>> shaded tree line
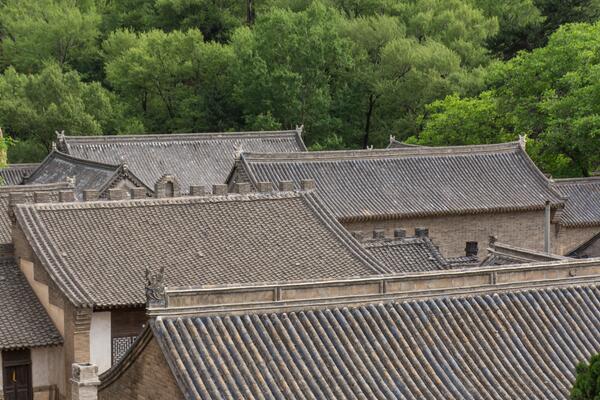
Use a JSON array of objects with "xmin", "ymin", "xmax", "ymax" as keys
[{"xmin": 0, "ymin": 0, "xmax": 598, "ymax": 176}]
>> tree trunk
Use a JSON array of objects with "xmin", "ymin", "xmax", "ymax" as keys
[
  {"xmin": 247, "ymin": 0, "xmax": 255, "ymax": 25},
  {"xmin": 363, "ymin": 94, "xmax": 375, "ymax": 149}
]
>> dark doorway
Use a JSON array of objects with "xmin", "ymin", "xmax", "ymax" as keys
[{"xmin": 2, "ymin": 349, "xmax": 32, "ymax": 400}]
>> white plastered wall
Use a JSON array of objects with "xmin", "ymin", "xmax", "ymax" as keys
[{"xmin": 90, "ymin": 311, "xmax": 112, "ymax": 373}]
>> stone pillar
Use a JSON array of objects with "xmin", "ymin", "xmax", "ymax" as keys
[{"xmin": 71, "ymin": 363, "xmax": 100, "ymax": 400}]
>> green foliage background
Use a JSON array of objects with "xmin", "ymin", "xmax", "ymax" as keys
[{"xmin": 0, "ymin": 0, "xmax": 598, "ymax": 176}]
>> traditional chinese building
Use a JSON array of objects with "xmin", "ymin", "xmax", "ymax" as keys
[
  {"xmin": 96, "ymin": 256, "xmax": 600, "ymax": 400},
  {"xmin": 24, "ymin": 150, "xmax": 150, "ymax": 200},
  {"xmin": 10, "ymin": 182, "xmax": 401, "ymax": 399},
  {"xmin": 229, "ymin": 139, "xmax": 565, "ymax": 257},
  {"xmin": 55, "ymin": 129, "xmax": 306, "ymax": 194},
  {"xmin": 552, "ymin": 176, "xmax": 600, "ymax": 256}
]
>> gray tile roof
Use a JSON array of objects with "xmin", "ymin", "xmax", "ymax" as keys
[
  {"xmin": 0, "ymin": 163, "xmax": 39, "ymax": 185},
  {"xmin": 479, "ymin": 239, "xmax": 568, "ymax": 267},
  {"xmin": 14, "ymin": 191, "xmax": 388, "ymax": 308},
  {"xmin": 0, "ymin": 257, "xmax": 62, "ymax": 350},
  {"xmin": 362, "ymin": 237, "xmax": 450, "ymax": 273},
  {"xmin": 25, "ymin": 151, "xmax": 147, "ymax": 199},
  {"xmin": 0, "ymin": 182, "xmax": 70, "ymax": 246},
  {"xmin": 152, "ymin": 283, "xmax": 600, "ymax": 400},
  {"xmin": 552, "ymin": 177, "xmax": 600, "ymax": 227},
  {"xmin": 57, "ymin": 130, "xmax": 306, "ymax": 193},
  {"xmin": 234, "ymin": 141, "xmax": 564, "ymax": 221}
]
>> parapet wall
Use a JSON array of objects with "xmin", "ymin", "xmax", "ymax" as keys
[{"xmin": 148, "ymin": 258, "xmax": 600, "ymax": 318}]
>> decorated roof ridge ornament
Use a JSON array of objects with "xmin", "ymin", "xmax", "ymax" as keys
[
  {"xmin": 56, "ymin": 130, "xmax": 65, "ymax": 142},
  {"xmin": 233, "ymin": 144, "xmax": 243, "ymax": 159},
  {"xmin": 145, "ymin": 266, "xmax": 165, "ymax": 308},
  {"xmin": 488, "ymin": 235, "xmax": 497, "ymax": 250},
  {"xmin": 295, "ymin": 124, "xmax": 304, "ymax": 137},
  {"xmin": 518, "ymin": 134, "xmax": 527, "ymax": 149},
  {"xmin": 389, "ymin": 134, "xmax": 396, "ymax": 144}
]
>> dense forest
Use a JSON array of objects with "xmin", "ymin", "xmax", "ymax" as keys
[{"xmin": 0, "ymin": 0, "xmax": 599, "ymax": 177}]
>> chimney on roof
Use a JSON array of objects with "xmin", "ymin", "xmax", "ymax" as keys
[
  {"xmin": 235, "ymin": 182, "xmax": 250, "ymax": 195},
  {"xmin": 278, "ymin": 181, "xmax": 294, "ymax": 192},
  {"xmin": 300, "ymin": 179, "xmax": 316, "ymax": 191},
  {"xmin": 394, "ymin": 228, "xmax": 406, "ymax": 239},
  {"xmin": 465, "ymin": 241, "xmax": 478, "ymax": 257},
  {"xmin": 212, "ymin": 184, "xmax": 227, "ymax": 196},
  {"xmin": 351, "ymin": 231, "xmax": 364, "ymax": 241},
  {"xmin": 155, "ymin": 175, "xmax": 180, "ymax": 198},
  {"xmin": 59, "ymin": 191, "xmax": 75, "ymax": 203},
  {"xmin": 130, "ymin": 187, "xmax": 146, "ymax": 200},
  {"xmin": 415, "ymin": 227, "xmax": 428, "ymax": 238},
  {"xmin": 189, "ymin": 185, "xmax": 205, "ymax": 196},
  {"xmin": 256, "ymin": 181, "xmax": 272, "ymax": 193},
  {"xmin": 373, "ymin": 229, "xmax": 385, "ymax": 239},
  {"xmin": 71, "ymin": 363, "xmax": 99, "ymax": 400},
  {"xmin": 108, "ymin": 188, "xmax": 126, "ymax": 201},
  {"xmin": 83, "ymin": 190, "xmax": 99, "ymax": 202},
  {"xmin": 34, "ymin": 192, "xmax": 50, "ymax": 204}
]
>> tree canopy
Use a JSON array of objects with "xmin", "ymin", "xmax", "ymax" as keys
[
  {"xmin": 0, "ymin": 0, "xmax": 597, "ymax": 176},
  {"xmin": 572, "ymin": 354, "xmax": 600, "ymax": 400}
]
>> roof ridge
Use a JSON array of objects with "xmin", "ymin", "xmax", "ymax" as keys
[
  {"xmin": 0, "ymin": 182, "xmax": 72, "ymax": 194},
  {"xmin": 15, "ymin": 190, "xmax": 307, "ymax": 211},
  {"xmin": 301, "ymin": 192, "xmax": 392, "ymax": 274},
  {"xmin": 61, "ymin": 130, "xmax": 300, "ymax": 143},
  {"xmin": 241, "ymin": 141, "xmax": 522, "ymax": 162},
  {"xmin": 552, "ymin": 176, "xmax": 600, "ymax": 185}
]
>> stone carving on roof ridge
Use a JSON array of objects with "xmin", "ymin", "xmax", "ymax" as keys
[{"xmin": 145, "ymin": 266, "xmax": 165, "ymax": 307}]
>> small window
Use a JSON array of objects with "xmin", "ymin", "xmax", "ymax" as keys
[{"xmin": 465, "ymin": 241, "xmax": 478, "ymax": 256}]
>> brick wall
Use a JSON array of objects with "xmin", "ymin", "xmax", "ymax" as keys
[
  {"xmin": 343, "ymin": 209, "xmax": 556, "ymax": 258},
  {"xmin": 556, "ymin": 226, "xmax": 600, "ymax": 255},
  {"xmin": 99, "ymin": 336, "xmax": 183, "ymax": 400}
]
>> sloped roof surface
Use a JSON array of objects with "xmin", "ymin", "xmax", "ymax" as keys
[
  {"xmin": 0, "ymin": 163, "xmax": 38, "ymax": 185},
  {"xmin": 552, "ymin": 177, "xmax": 600, "ymax": 227},
  {"xmin": 0, "ymin": 257, "xmax": 62, "ymax": 349},
  {"xmin": 153, "ymin": 283, "xmax": 600, "ymax": 400},
  {"xmin": 237, "ymin": 142, "xmax": 563, "ymax": 220},
  {"xmin": 362, "ymin": 237, "xmax": 449, "ymax": 273},
  {"xmin": 0, "ymin": 182, "xmax": 69, "ymax": 245},
  {"xmin": 15, "ymin": 191, "xmax": 386, "ymax": 307},
  {"xmin": 58, "ymin": 131, "xmax": 306, "ymax": 192},
  {"xmin": 26, "ymin": 151, "xmax": 122, "ymax": 199}
]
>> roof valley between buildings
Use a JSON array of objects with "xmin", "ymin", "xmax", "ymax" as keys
[
  {"xmin": 116, "ymin": 274, "xmax": 600, "ymax": 400},
  {"xmin": 14, "ymin": 189, "xmax": 393, "ymax": 308},
  {"xmin": 234, "ymin": 140, "xmax": 565, "ymax": 221},
  {"xmin": 56, "ymin": 129, "xmax": 307, "ymax": 193},
  {"xmin": 552, "ymin": 176, "xmax": 600, "ymax": 227}
]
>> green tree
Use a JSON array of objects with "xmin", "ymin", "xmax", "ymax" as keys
[
  {"xmin": 231, "ymin": 3, "xmax": 355, "ymax": 146},
  {"xmin": 104, "ymin": 29, "xmax": 240, "ymax": 133},
  {"xmin": 0, "ymin": 0, "xmax": 101, "ymax": 75},
  {"xmin": 416, "ymin": 22, "xmax": 600, "ymax": 177},
  {"xmin": 0, "ymin": 62, "xmax": 141, "ymax": 157},
  {"xmin": 571, "ymin": 354, "xmax": 600, "ymax": 400}
]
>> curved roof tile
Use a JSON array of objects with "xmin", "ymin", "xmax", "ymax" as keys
[
  {"xmin": 236, "ymin": 142, "xmax": 564, "ymax": 221},
  {"xmin": 58, "ymin": 130, "xmax": 306, "ymax": 192},
  {"xmin": 152, "ymin": 283, "xmax": 600, "ymax": 399}
]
